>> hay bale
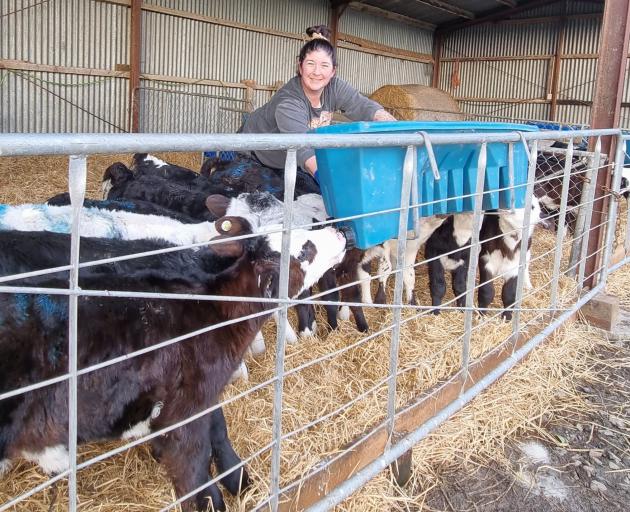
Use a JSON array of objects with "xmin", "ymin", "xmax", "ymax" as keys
[{"xmin": 370, "ymin": 84, "xmax": 464, "ymax": 121}]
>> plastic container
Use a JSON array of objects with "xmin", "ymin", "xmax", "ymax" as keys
[{"xmin": 314, "ymin": 121, "xmax": 539, "ymax": 249}]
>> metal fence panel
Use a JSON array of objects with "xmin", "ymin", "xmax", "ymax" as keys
[{"xmin": 0, "ymin": 128, "xmax": 627, "ymax": 511}]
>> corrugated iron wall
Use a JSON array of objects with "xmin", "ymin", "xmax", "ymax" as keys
[
  {"xmin": 1, "ymin": 0, "xmax": 129, "ymax": 132},
  {"xmin": 438, "ymin": 1, "xmax": 627, "ymax": 127},
  {"xmin": 1, "ymin": 0, "xmax": 432, "ymax": 133}
]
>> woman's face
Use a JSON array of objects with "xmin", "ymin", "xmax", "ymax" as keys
[{"xmin": 299, "ymin": 49, "xmax": 336, "ymax": 96}]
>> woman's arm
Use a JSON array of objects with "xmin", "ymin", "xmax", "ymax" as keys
[{"xmin": 373, "ymin": 109, "xmax": 397, "ymax": 122}]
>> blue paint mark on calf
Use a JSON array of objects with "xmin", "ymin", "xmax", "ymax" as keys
[
  {"xmin": 13, "ymin": 294, "xmax": 30, "ymax": 324},
  {"xmin": 34, "ymin": 295, "xmax": 68, "ymax": 322}
]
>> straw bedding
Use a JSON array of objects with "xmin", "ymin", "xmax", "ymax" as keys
[{"xmin": 0, "ymin": 155, "xmax": 628, "ymax": 511}]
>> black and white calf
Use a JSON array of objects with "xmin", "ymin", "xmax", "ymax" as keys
[
  {"xmin": 424, "ymin": 212, "xmax": 477, "ymax": 313},
  {"xmin": 0, "ymin": 217, "xmax": 346, "ymax": 511},
  {"xmin": 478, "ymin": 199, "xmax": 541, "ymax": 320}
]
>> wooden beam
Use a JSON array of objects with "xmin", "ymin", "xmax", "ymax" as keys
[
  {"xmin": 348, "ymin": 2, "xmax": 436, "ymax": 31},
  {"xmin": 128, "ymin": 0, "xmax": 141, "ymax": 133},
  {"xmin": 0, "ymin": 59, "xmax": 280, "ymax": 91},
  {"xmin": 412, "ymin": 0, "xmax": 474, "ymax": 20},
  {"xmin": 337, "ymin": 33, "xmax": 433, "ymax": 63},
  {"xmin": 584, "ymin": 0, "xmax": 630, "ymax": 289},
  {"xmin": 549, "ymin": 17, "xmax": 567, "ymax": 121},
  {"xmin": 438, "ymin": 0, "xmax": 561, "ymax": 34},
  {"xmin": 0, "ymin": 59, "xmax": 129, "ymax": 78},
  {"xmin": 277, "ymin": 313, "xmax": 573, "ymax": 510},
  {"xmin": 432, "ymin": 31, "xmax": 442, "ymax": 88}
]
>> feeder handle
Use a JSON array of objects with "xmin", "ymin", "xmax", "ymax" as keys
[
  {"xmin": 517, "ymin": 131, "xmax": 531, "ymax": 160},
  {"xmin": 418, "ymin": 131, "xmax": 440, "ymax": 180}
]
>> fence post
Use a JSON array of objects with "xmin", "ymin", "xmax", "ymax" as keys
[
  {"xmin": 68, "ymin": 155, "xmax": 87, "ymax": 512},
  {"xmin": 460, "ymin": 142, "xmax": 487, "ymax": 389},
  {"xmin": 241, "ymin": 79, "xmax": 256, "ymax": 113},
  {"xmin": 550, "ymin": 139, "xmax": 574, "ymax": 309},
  {"xmin": 510, "ymin": 139, "xmax": 537, "ymax": 345},
  {"xmin": 269, "ymin": 149, "xmax": 297, "ymax": 512}
]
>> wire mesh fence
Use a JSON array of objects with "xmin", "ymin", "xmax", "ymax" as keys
[
  {"xmin": 0, "ymin": 129, "xmax": 628, "ymax": 512},
  {"xmin": 136, "ymin": 86, "xmax": 249, "ymax": 134}
]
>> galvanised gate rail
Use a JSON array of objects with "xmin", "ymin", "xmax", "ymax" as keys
[{"xmin": 0, "ymin": 129, "xmax": 628, "ymax": 511}]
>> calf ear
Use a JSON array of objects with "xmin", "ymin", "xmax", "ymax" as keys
[
  {"xmin": 103, "ymin": 162, "xmax": 133, "ymax": 184},
  {"xmin": 206, "ymin": 195, "xmax": 231, "ymax": 218},
  {"xmin": 208, "ymin": 237, "xmax": 245, "ymax": 258},
  {"xmin": 214, "ymin": 216, "xmax": 252, "ymax": 237},
  {"xmin": 254, "ymin": 260, "xmax": 279, "ymax": 299}
]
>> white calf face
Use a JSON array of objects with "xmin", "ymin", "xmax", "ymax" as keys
[{"xmin": 265, "ymin": 226, "xmax": 346, "ymax": 295}]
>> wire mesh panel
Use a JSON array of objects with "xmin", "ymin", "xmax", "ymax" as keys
[
  {"xmin": 0, "ymin": 129, "xmax": 628, "ymax": 512},
  {"xmin": 136, "ymin": 85, "xmax": 249, "ymax": 133}
]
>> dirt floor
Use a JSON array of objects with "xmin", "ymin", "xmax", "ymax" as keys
[{"xmin": 421, "ymin": 331, "xmax": 630, "ymax": 512}]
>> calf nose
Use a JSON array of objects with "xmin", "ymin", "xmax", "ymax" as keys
[{"xmin": 337, "ymin": 225, "xmax": 356, "ymax": 249}]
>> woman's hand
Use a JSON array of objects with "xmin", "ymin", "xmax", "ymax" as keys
[{"xmin": 373, "ymin": 109, "xmax": 396, "ymax": 122}]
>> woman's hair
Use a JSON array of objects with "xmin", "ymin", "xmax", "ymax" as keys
[{"xmin": 298, "ymin": 25, "xmax": 337, "ymax": 68}]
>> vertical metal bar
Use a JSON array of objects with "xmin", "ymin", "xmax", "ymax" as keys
[
  {"xmin": 508, "ymin": 142, "xmax": 515, "ymax": 211},
  {"xmin": 599, "ymin": 134, "xmax": 625, "ymax": 285},
  {"xmin": 550, "ymin": 139, "xmax": 574, "ymax": 309},
  {"xmin": 578, "ymin": 137, "xmax": 602, "ymax": 290},
  {"xmin": 128, "ymin": 0, "xmax": 142, "ymax": 133},
  {"xmin": 568, "ymin": 151, "xmax": 596, "ymax": 277},
  {"xmin": 68, "ymin": 154, "xmax": 87, "ymax": 512},
  {"xmin": 511, "ymin": 139, "xmax": 537, "ymax": 343},
  {"xmin": 269, "ymin": 149, "xmax": 297, "ymax": 512},
  {"xmin": 460, "ymin": 142, "xmax": 487, "ymax": 390},
  {"xmin": 386, "ymin": 145, "xmax": 416, "ymax": 438}
]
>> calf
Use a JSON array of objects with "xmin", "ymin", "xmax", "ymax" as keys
[
  {"xmin": 102, "ymin": 162, "xmax": 217, "ymax": 221},
  {"xmin": 0, "ymin": 218, "xmax": 346, "ymax": 511},
  {"xmin": 478, "ymin": 199, "xmax": 541, "ymax": 320},
  {"xmin": 424, "ymin": 213, "xmax": 477, "ymax": 313}
]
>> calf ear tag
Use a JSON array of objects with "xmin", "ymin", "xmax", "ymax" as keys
[{"xmin": 220, "ymin": 219, "xmax": 232, "ymax": 233}]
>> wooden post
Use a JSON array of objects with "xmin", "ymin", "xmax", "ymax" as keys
[
  {"xmin": 549, "ymin": 16, "xmax": 566, "ymax": 121},
  {"xmin": 330, "ymin": 1, "xmax": 350, "ymax": 47},
  {"xmin": 241, "ymin": 79, "xmax": 256, "ymax": 113},
  {"xmin": 583, "ymin": 0, "xmax": 630, "ymax": 289},
  {"xmin": 128, "ymin": 0, "xmax": 142, "ymax": 133},
  {"xmin": 432, "ymin": 31, "xmax": 443, "ymax": 89}
]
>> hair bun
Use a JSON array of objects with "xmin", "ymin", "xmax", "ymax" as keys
[{"xmin": 306, "ymin": 25, "xmax": 332, "ymax": 42}]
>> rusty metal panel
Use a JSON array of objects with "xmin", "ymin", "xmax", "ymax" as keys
[
  {"xmin": 442, "ymin": 23, "xmax": 557, "ymax": 58},
  {"xmin": 439, "ymin": 59, "xmax": 550, "ymax": 100},
  {"xmin": 0, "ymin": 69, "xmax": 128, "ymax": 133},
  {"xmin": 1, "ymin": 0, "xmax": 129, "ymax": 68},
  {"xmin": 144, "ymin": 0, "xmax": 329, "ymax": 35},
  {"xmin": 339, "ymin": 7, "xmax": 433, "ymax": 54},
  {"xmin": 336, "ymin": 48, "xmax": 431, "ymax": 95}
]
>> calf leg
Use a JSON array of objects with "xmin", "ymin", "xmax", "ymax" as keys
[
  {"xmin": 451, "ymin": 263, "xmax": 468, "ymax": 309},
  {"xmin": 340, "ymin": 285, "xmax": 369, "ymax": 333},
  {"xmin": 477, "ymin": 259, "xmax": 495, "ymax": 315},
  {"xmin": 151, "ymin": 416, "xmax": 225, "ymax": 512},
  {"xmin": 318, "ymin": 269, "xmax": 339, "ymax": 330},
  {"xmin": 210, "ymin": 408, "xmax": 250, "ymax": 496},
  {"xmin": 296, "ymin": 290, "xmax": 316, "ymax": 337},
  {"xmin": 501, "ymin": 276, "xmax": 518, "ymax": 321},
  {"xmin": 427, "ymin": 256, "xmax": 446, "ymax": 314}
]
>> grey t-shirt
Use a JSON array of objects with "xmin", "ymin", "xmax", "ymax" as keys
[{"xmin": 240, "ymin": 76, "xmax": 383, "ymax": 169}]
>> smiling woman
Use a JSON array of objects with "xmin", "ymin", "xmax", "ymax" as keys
[{"xmin": 239, "ymin": 25, "xmax": 395, "ymax": 180}]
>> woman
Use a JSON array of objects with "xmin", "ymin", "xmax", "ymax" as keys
[{"xmin": 240, "ymin": 25, "xmax": 396, "ymax": 180}]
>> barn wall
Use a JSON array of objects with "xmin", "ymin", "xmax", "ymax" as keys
[
  {"xmin": 1, "ymin": 0, "xmax": 433, "ymax": 134},
  {"xmin": 438, "ymin": 0, "xmax": 630, "ymax": 128}
]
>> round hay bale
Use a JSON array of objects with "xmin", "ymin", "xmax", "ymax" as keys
[{"xmin": 370, "ymin": 84, "xmax": 465, "ymax": 121}]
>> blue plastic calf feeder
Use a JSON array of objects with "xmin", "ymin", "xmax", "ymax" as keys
[{"xmin": 313, "ymin": 121, "xmax": 539, "ymax": 249}]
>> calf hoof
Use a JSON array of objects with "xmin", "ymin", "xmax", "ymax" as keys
[
  {"xmin": 250, "ymin": 331, "xmax": 266, "ymax": 356},
  {"xmin": 501, "ymin": 310, "xmax": 513, "ymax": 321},
  {"xmin": 191, "ymin": 485, "xmax": 225, "ymax": 512},
  {"xmin": 220, "ymin": 466, "xmax": 251, "ymax": 496},
  {"xmin": 299, "ymin": 321, "xmax": 317, "ymax": 338},
  {"xmin": 408, "ymin": 294, "xmax": 417, "ymax": 306},
  {"xmin": 355, "ymin": 319, "xmax": 369, "ymax": 333},
  {"xmin": 337, "ymin": 306, "xmax": 350, "ymax": 321},
  {"xmin": 431, "ymin": 308, "xmax": 441, "ymax": 315},
  {"xmin": 374, "ymin": 287, "xmax": 387, "ymax": 304}
]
